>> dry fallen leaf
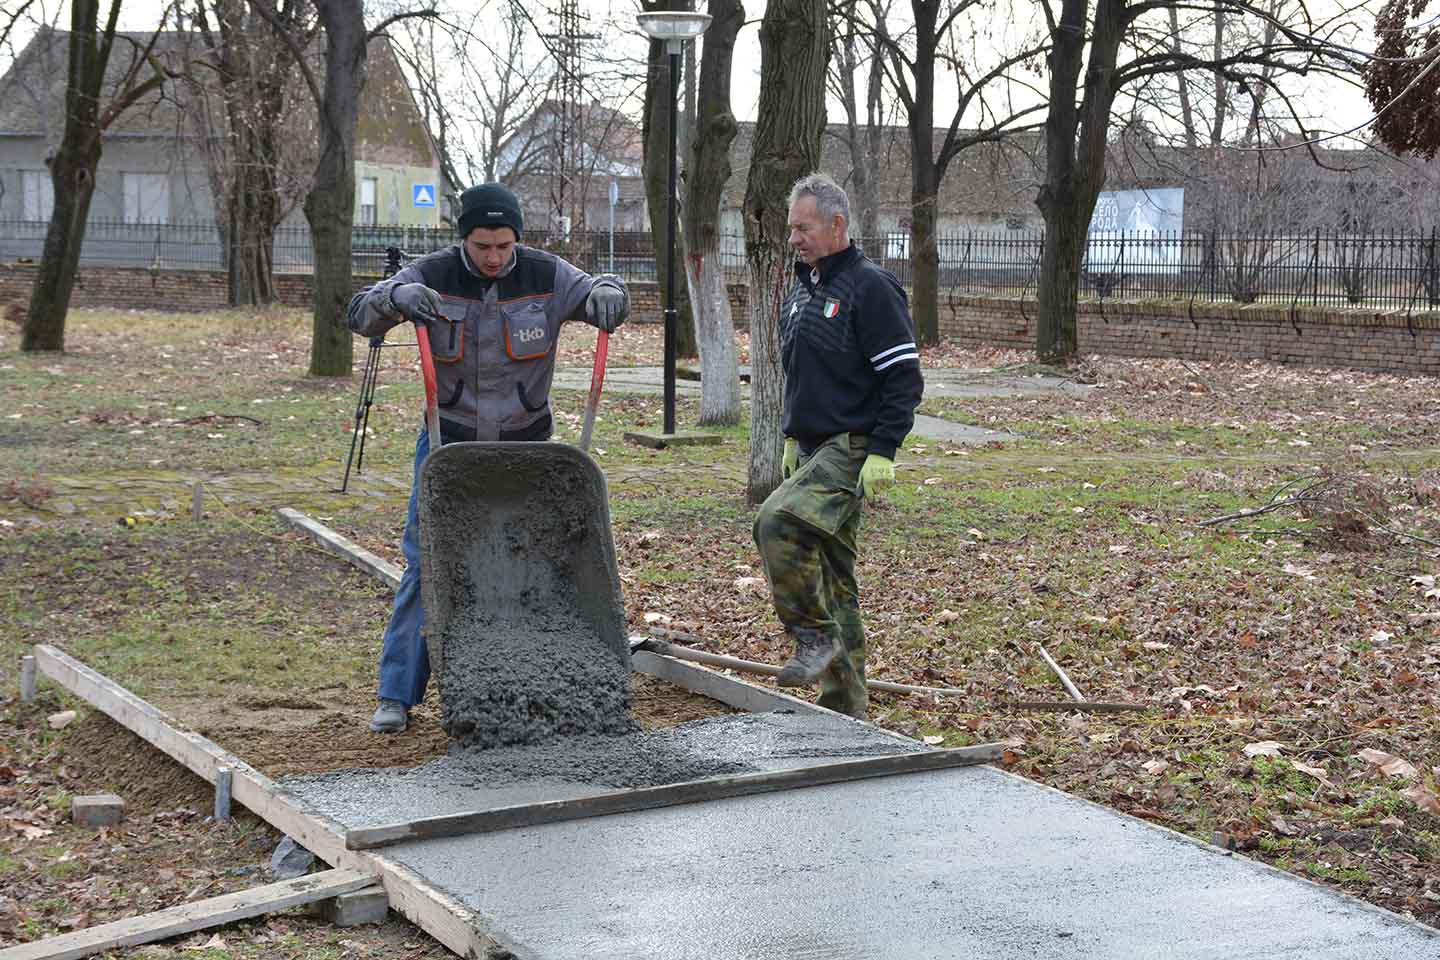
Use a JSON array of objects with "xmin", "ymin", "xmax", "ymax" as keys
[
  {"xmin": 1243, "ymin": 741, "xmax": 1284, "ymax": 758},
  {"xmin": 1402, "ymin": 785, "xmax": 1440, "ymax": 815},
  {"xmin": 1142, "ymin": 641, "xmax": 1171, "ymax": 651},
  {"xmin": 733, "ymin": 576, "xmax": 766, "ymax": 594},
  {"xmin": 1289, "ymin": 760, "xmax": 1335, "ymax": 789},
  {"xmin": 1281, "ymin": 562, "xmax": 1316, "ymax": 581},
  {"xmin": 1142, "ymin": 759, "xmax": 1169, "ymax": 776},
  {"xmin": 642, "ymin": 611, "xmax": 672, "ymax": 625},
  {"xmin": 922, "ymin": 735, "xmax": 944, "ymax": 746},
  {"xmin": 1357, "ymin": 748, "xmax": 1418, "ymax": 780},
  {"xmin": 936, "ymin": 609, "xmax": 960, "ymax": 624},
  {"xmin": 47, "ymin": 710, "xmax": 77, "ymax": 730}
]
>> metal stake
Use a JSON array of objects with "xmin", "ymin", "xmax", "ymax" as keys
[
  {"xmin": 20, "ymin": 655, "xmax": 36, "ymax": 703},
  {"xmin": 214, "ymin": 766, "xmax": 233, "ymax": 821}
]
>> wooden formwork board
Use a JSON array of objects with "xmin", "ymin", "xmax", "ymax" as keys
[
  {"xmin": 0, "ymin": 869, "xmax": 375, "ymax": 960},
  {"xmin": 30, "ymin": 645, "xmax": 538, "ymax": 960}
]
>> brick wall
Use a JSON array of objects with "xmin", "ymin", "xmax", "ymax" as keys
[
  {"xmin": 6, "ymin": 262, "xmax": 1439, "ymax": 376},
  {"xmin": 936, "ymin": 295, "xmax": 1440, "ymax": 376}
]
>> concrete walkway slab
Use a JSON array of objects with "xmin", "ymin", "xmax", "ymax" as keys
[{"xmin": 369, "ymin": 765, "xmax": 1436, "ymax": 959}]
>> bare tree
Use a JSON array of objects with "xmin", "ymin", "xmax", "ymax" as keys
[
  {"xmin": 1034, "ymin": 0, "xmax": 1363, "ymax": 363},
  {"xmin": 255, "ymin": 0, "xmax": 436, "ymax": 376},
  {"xmin": 681, "ymin": 0, "xmax": 743, "ymax": 426},
  {"xmin": 22, "ymin": 0, "xmax": 175, "ymax": 352},
  {"xmin": 390, "ymin": 5, "xmax": 552, "ymax": 196},
  {"xmin": 863, "ymin": 0, "xmax": 1048, "ymax": 344},
  {"xmin": 827, "ymin": 0, "xmax": 889, "ymax": 238},
  {"xmin": 743, "ymin": 0, "xmax": 828, "ymax": 503},
  {"xmin": 186, "ymin": 0, "xmax": 316, "ymax": 307}
]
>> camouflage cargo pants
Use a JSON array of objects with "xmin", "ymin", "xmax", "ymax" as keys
[{"xmin": 753, "ymin": 432, "xmax": 869, "ymax": 717}]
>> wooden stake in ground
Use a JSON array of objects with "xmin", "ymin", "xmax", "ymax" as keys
[{"xmin": 1034, "ymin": 642, "xmax": 1086, "ymax": 703}]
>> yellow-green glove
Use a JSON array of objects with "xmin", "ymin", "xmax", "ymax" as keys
[
  {"xmin": 782, "ymin": 438, "xmax": 799, "ymax": 479},
  {"xmin": 859, "ymin": 453, "xmax": 895, "ymax": 497}
]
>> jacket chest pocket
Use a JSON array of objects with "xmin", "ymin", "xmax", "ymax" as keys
[
  {"xmin": 429, "ymin": 301, "xmax": 467, "ymax": 364},
  {"xmin": 500, "ymin": 298, "xmax": 553, "ymax": 361}
]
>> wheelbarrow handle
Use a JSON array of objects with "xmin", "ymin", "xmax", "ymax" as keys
[
  {"xmin": 578, "ymin": 329, "xmax": 609, "ymax": 453},
  {"xmin": 412, "ymin": 312, "xmax": 443, "ymax": 455}
]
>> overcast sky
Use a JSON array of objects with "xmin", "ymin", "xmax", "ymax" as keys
[{"xmin": 4, "ymin": 0, "xmax": 1382, "ymax": 143}]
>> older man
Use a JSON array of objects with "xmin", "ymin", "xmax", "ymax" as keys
[
  {"xmin": 347, "ymin": 182, "xmax": 628, "ymax": 733},
  {"xmin": 753, "ymin": 172, "xmax": 924, "ymax": 719}
]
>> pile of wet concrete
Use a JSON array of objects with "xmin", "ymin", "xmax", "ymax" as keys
[{"xmin": 282, "ymin": 442, "xmax": 916, "ymax": 822}]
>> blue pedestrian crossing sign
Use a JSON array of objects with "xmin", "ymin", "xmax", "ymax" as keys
[{"xmin": 412, "ymin": 184, "xmax": 436, "ymax": 208}]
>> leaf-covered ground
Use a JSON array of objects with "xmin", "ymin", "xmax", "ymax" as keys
[{"xmin": 2, "ymin": 309, "xmax": 1438, "ymax": 955}]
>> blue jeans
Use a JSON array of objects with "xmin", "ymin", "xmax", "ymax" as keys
[{"xmin": 376, "ymin": 427, "xmax": 432, "ymax": 706}]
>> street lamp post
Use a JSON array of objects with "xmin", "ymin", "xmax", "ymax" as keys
[{"xmin": 636, "ymin": 7, "xmax": 711, "ymax": 436}]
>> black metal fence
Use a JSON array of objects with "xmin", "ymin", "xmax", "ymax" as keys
[{"xmin": 4, "ymin": 219, "xmax": 1439, "ymax": 310}]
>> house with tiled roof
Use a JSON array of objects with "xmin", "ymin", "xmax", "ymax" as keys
[{"xmin": 0, "ymin": 28, "xmax": 449, "ymax": 235}]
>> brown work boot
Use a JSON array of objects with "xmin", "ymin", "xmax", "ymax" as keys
[{"xmin": 776, "ymin": 627, "xmax": 841, "ymax": 687}]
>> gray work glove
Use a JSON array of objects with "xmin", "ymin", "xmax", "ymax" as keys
[
  {"xmin": 585, "ymin": 277, "xmax": 628, "ymax": 333},
  {"xmin": 389, "ymin": 282, "xmax": 443, "ymax": 323}
]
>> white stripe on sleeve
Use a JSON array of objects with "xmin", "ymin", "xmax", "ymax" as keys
[
  {"xmin": 869, "ymin": 342, "xmax": 917, "ymax": 363},
  {"xmin": 874, "ymin": 351, "xmax": 920, "ymax": 371}
]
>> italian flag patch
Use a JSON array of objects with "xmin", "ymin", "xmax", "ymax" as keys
[{"xmin": 823, "ymin": 299, "xmax": 840, "ymax": 318}]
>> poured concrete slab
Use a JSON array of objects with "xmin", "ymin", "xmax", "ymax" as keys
[
  {"xmin": 280, "ymin": 713, "xmax": 923, "ymax": 831},
  {"xmin": 362, "ymin": 765, "xmax": 1436, "ymax": 959}
]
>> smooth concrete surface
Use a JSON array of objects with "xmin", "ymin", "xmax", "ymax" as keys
[{"xmin": 375, "ymin": 765, "xmax": 1438, "ymax": 959}]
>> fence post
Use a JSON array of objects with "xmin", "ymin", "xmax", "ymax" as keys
[{"xmin": 1312, "ymin": 228, "xmax": 1321, "ymax": 307}]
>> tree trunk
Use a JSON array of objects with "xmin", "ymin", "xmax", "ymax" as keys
[
  {"xmin": 682, "ymin": 0, "xmax": 743, "ymax": 427},
  {"xmin": 743, "ymin": 0, "xmax": 828, "ymax": 504},
  {"xmin": 23, "ymin": 0, "xmax": 165, "ymax": 351},
  {"xmin": 642, "ymin": 0, "xmax": 695, "ymax": 361},
  {"xmin": 903, "ymin": 0, "xmax": 939, "ymax": 345},
  {"xmin": 1168, "ymin": 5, "xmax": 1198, "ymax": 148},
  {"xmin": 1034, "ymin": 0, "xmax": 1125, "ymax": 364},
  {"xmin": 305, "ymin": 0, "xmax": 365, "ymax": 377},
  {"xmin": 24, "ymin": 136, "xmax": 100, "ymax": 351}
]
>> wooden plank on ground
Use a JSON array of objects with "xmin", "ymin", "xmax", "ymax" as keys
[
  {"xmin": 0, "ymin": 870, "xmax": 376, "ymax": 960},
  {"xmin": 347, "ymin": 742, "xmax": 1002, "ymax": 851},
  {"xmin": 275, "ymin": 507, "xmax": 402, "ymax": 590},
  {"xmin": 631, "ymin": 649, "xmax": 828, "ymax": 716},
  {"xmin": 30, "ymin": 645, "xmax": 538, "ymax": 960}
]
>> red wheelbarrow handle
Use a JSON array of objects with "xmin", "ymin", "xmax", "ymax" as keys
[
  {"xmin": 578, "ymin": 329, "xmax": 609, "ymax": 453},
  {"xmin": 412, "ymin": 313, "xmax": 443, "ymax": 454}
]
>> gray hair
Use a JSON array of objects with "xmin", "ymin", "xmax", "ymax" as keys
[{"xmin": 788, "ymin": 172, "xmax": 850, "ymax": 225}]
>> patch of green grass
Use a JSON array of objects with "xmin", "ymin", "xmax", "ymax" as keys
[{"xmin": 1305, "ymin": 861, "xmax": 1373, "ymax": 884}]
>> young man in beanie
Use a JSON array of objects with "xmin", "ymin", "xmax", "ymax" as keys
[{"xmin": 347, "ymin": 181, "xmax": 629, "ymax": 733}]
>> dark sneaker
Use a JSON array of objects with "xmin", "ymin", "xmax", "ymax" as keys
[
  {"xmin": 776, "ymin": 628, "xmax": 841, "ymax": 687},
  {"xmin": 368, "ymin": 699, "xmax": 409, "ymax": 733}
]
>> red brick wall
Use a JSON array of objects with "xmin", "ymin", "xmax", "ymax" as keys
[
  {"xmin": 6, "ymin": 263, "xmax": 1437, "ymax": 376},
  {"xmin": 936, "ymin": 295, "xmax": 1440, "ymax": 376}
]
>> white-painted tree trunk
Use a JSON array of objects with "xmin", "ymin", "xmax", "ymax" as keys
[{"xmin": 683, "ymin": 245, "xmax": 740, "ymax": 425}]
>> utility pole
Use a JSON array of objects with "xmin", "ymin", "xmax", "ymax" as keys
[{"xmin": 543, "ymin": 0, "xmax": 596, "ymax": 240}]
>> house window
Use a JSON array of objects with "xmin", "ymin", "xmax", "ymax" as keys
[
  {"xmin": 359, "ymin": 178, "xmax": 378, "ymax": 226},
  {"xmin": 123, "ymin": 173, "xmax": 169, "ymax": 223},
  {"xmin": 22, "ymin": 171, "xmax": 54, "ymax": 220}
]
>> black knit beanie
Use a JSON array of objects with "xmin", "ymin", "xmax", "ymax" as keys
[{"xmin": 457, "ymin": 183, "xmax": 523, "ymax": 239}]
